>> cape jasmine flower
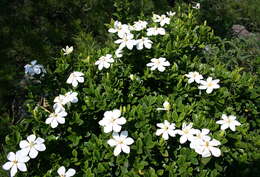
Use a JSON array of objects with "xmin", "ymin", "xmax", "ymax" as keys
[
  {"xmin": 185, "ymin": 71, "xmax": 203, "ymax": 84},
  {"xmin": 57, "ymin": 166, "xmax": 76, "ymax": 177},
  {"xmin": 95, "ymin": 54, "xmax": 115, "ymax": 70},
  {"xmin": 24, "ymin": 60, "xmax": 46, "ymax": 77},
  {"xmin": 2, "ymin": 151, "xmax": 30, "ymax": 177},
  {"xmin": 195, "ymin": 137, "xmax": 221, "ymax": 157},
  {"xmin": 152, "ymin": 14, "xmax": 170, "ymax": 26},
  {"xmin": 216, "ymin": 114, "xmax": 241, "ymax": 131},
  {"xmin": 45, "ymin": 105, "xmax": 67, "ymax": 128},
  {"xmin": 156, "ymin": 120, "xmax": 177, "ymax": 140},
  {"xmin": 132, "ymin": 20, "xmax": 148, "ymax": 31},
  {"xmin": 189, "ymin": 129, "xmax": 211, "ymax": 149},
  {"xmin": 99, "ymin": 109, "xmax": 126, "ymax": 133},
  {"xmin": 156, "ymin": 101, "xmax": 171, "ymax": 111},
  {"xmin": 146, "ymin": 57, "xmax": 170, "ymax": 72},
  {"xmin": 176, "ymin": 123, "xmax": 197, "ymax": 144},
  {"xmin": 62, "ymin": 46, "xmax": 73, "ymax": 55},
  {"xmin": 198, "ymin": 77, "xmax": 220, "ymax": 94},
  {"xmin": 19, "ymin": 134, "xmax": 46, "ymax": 159},
  {"xmin": 66, "ymin": 71, "xmax": 84, "ymax": 87},
  {"xmin": 147, "ymin": 27, "xmax": 166, "ymax": 36},
  {"xmin": 108, "ymin": 21, "xmax": 130, "ymax": 36},
  {"xmin": 136, "ymin": 37, "xmax": 153, "ymax": 50},
  {"xmin": 107, "ymin": 131, "xmax": 134, "ymax": 156},
  {"xmin": 115, "ymin": 33, "xmax": 136, "ymax": 50}
]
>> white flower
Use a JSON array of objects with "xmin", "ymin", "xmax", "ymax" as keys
[
  {"xmin": 108, "ymin": 21, "xmax": 130, "ymax": 36},
  {"xmin": 62, "ymin": 46, "xmax": 73, "ymax": 55},
  {"xmin": 192, "ymin": 3, "xmax": 200, "ymax": 9},
  {"xmin": 195, "ymin": 137, "xmax": 221, "ymax": 157},
  {"xmin": 2, "ymin": 151, "xmax": 30, "ymax": 177},
  {"xmin": 166, "ymin": 11, "xmax": 176, "ymax": 17},
  {"xmin": 107, "ymin": 131, "xmax": 134, "ymax": 156},
  {"xmin": 66, "ymin": 71, "xmax": 84, "ymax": 87},
  {"xmin": 198, "ymin": 77, "xmax": 220, "ymax": 94},
  {"xmin": 95, "ymin": 54, "xmax": 115, "ymax": 70},
  {"xmin": 99, "ymin": 109, "xmax": 126, "ymax": 133},
  {"xmin": 115, "ymin": 33, "xmax": 136, "ymax": 50},
  {"xmin": 136, "ymin": 37, "xmax": 153, "ymax": 50},
  {"xmin": 152, "ymin": 14, "xmax": 170, "ymax": 26},
  {"xmin": 24, "ymin": 60, "xmax": 46, "ymax": 76},
  {"xmin": 45, "ymin": 105, "xmax": 67, "ymax": 128},
  {"xmin": 216, "ymin": 114, "xmax": 241, "ymax": 131},
  {"xmin": 156, "ymin": 101, "xmax": 171, "ymax": 111},
  {"xmin": 65, "ymin": 91, "xmax": 78, "ymax": 103},
  {"xmin": 54, "ymin": 95, "xmax": 68, "ymax": 106},
  {"xmin": 156, "ymin": 120, "xmax": 177, "ymax": 140},
  {"xmin": 189, "ymin": 129, "xmax": 211, "ymax": 149},
  {"xmin": 146, "ymin": 57, "xmax": 170, "ymax": 72},
  {"xmin": 57, "ymin": 166, "xmax": 76, "ymax": 177},
  {"xmin": 176, "ymin": 123, "xmax": 197, "ymax": 144},
  {"xmin": 185, "ymin": 71, "xmax": 203, "ymax": 84},
  {"xmin": 19, "ymin": 134, "xmax": 46, "ymax": 159},
  {"xmin": 132, "ymin": 20, "xmax": 148, "ymax": 31},
  {"xmin": 129, "ymin": 74, "xmax": 135, "ymax": 81},
  {"xmin": 147, "ymin": 27, "xmax": 166, "ymax": 36}
]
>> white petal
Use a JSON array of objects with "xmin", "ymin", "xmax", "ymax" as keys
[
  {"xmin": 51, "ymin": 120, "xmax": 59, "ymax": 128},
  {"xmin": 112, "ymin": 124, "xmax": 122, "ymax": 133},
  {"xmin": 115, "ymin": 117, "xmax": 126, "ymax": 125},
  {"xmin": 210, "ymin": 147, "xmax": 221, "ymax": 157},
  {"xmin": 7, "ymin": 152, "xmax": 16, "ymax": 161},
  {"xmin": 10, "ymin": 165, "xmax": 18, "ymax": 177},
  {"xmin": 180, "ymin": 136, "xmax": 187, "ymax": 144},
  {"xmin": 34, "ymin": 143, "xmax": 46, "ymax": 152},
  {"xmin": 66, "ymin": 168, "xmax": 76, "ymax": 177},
  {"xmin": 201, "ymin": 149, "xmax": 211, "ymax": 157},
  {"xmin": 72, "ymin": 80, "xmax": 78, "ymax": 87},
  {"xmin": 2, "ymin": 162, "xmax": 13, "ymax": 170},
  {"xmin": 56, "ymin": 117, "xmax": 65, "ymax": 124},
  {"xmin": 162, "ymin": 132, "xmax": 169, "ymax": 140},
  {"xmin": 17, "ymin": 163, "xmax": 27, "ymax": 172},
  {"xmin": 20, "ymin": 148, "xmax": 30, "ymax": 156},
  {"xmin": 230, "ymin": 124, "xmax": 236, "ymax": 131},
  {"xmin": 206, "ymin": 87, "xmax": 214, "ymax": 94},
  {"xmin": 113, "ymin": 145, "xmax": 122, "ymax": 156},
  {"xmin": 104, "ymin": 125, "xmax": 113, "ymax": 133},
  {"xmin": 221, "ymin": 123, "xmax": 229, "ymax": 130},
  {"xmin": 29, "ymin": 147, "xmax": 38, "ymax": 159},
  {"xmin": 77, "ymin": 77, "xmax": 84, "ymax": 83},
  {"xmin": 107, "ymin": 139, "xmax": 117, "ymax": 147},
  {"xmin": 35, "ymin": 137, "xmax": 45, "ymax": 144},
  {"xmin": 58, "ymin": 166, "xmax": 66, "ymax": 175},
  {"xmin": 19, "ymin": 140, "xmax": 29, "ymax": 149},
  {"xmin": 121, "ymin": 144, "xmax": 130, "ymax": 153},
  {"xmin": 156, "ymin": 129, "xmax": 164, "ymax": 136},
  {"xmin": 124, "ymin": 137, "xmax": 134, "ymax": 145},
  {"xmin": 45, "ymin": 117, "xmax": 53, "ymax": 124},
  {"xmin": 120, "ymin": 131, "xmax": 128, "ymax": 138},
  {"xmin": 113, "ymin": 109, "xmax": 121, "ymax": 118}
]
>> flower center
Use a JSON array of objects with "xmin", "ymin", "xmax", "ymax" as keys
[
  {"xmin": 183, "ymin": 129, "xmax": 189, "ymax": 134},
  {"xmin": 207, "ymin": 82, "xmax": 213, "ymax": 87},
  {"xmin": 29, "ymin": 142, "xmax": 35, "ymax": 148},
  {"xmin": 12, "ymin": 160, "xmax": 18, "ymax": 164},
  {"xmin": 205, "ymin": 141, "xmax": 209, "ymax": 147}
]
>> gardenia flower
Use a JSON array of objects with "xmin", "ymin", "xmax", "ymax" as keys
[
  {"xmin": 185, "ymin": 71, "xmax": 203, "ymax": 84},
  {"xmin": 65, "ymin": 91, "xmax": 78, "ymax": 103},
  {"xmin": 216, "ymin": 114, "xmax": 241, "ymax": 131},
  {"xmin": 99, "ymin": 109, "xmax": 126, "ymax": 133},
  {"xmin": 45, "ymin": 105, "xmax": 67, "ymax": 128},
  {"xmin": 198, "ymin": 77, "xmax": 220, "ymax": 94},
  {"xmin": 24, "ymin": 60, "xmax": 46, "ymax": 76},
  {"xmin": 107, "ymin": 131, "xmax": 134, "ymax": 156},
  {"xmin": 57, "ymin": 166, "xmax": 76, "ymax": 177},
  {"xmin": 147, "ymin": 27, "xmax": 166, "ymax": 36},
  {"xmin": 152, "ymin": 14, "xmax": 170, "ymax": 26},
  {"xmin": 146, "ymin": 57, "xmax": 170, "ymax": 72},
  {"xmin": 66, "ymin": 71, "xmax": 84, "ymax": 87},
  {"xmin": 95, "ymin": 54, "xmax": 115, "ymax": 70},
  {"xmin": 166, "ymin": 11, "xmax": 176, "ymax": 17},
  {"xmin": 62, "ymin": 46, "xmax": 73, "ymax": 55},
  {"xmin": 54, "ymin": 95, "xmax": 68, "ymax": 106},
  {"xmin": 189, "ymin": 129, "xmax": 210, "ymax": 149},
  {"xmin": 108, "ymin": 21, "xmax": 130, "ymax": 36},
  {"xmin": 132, "ymin": 20, "xmax": 148, "ymax": 31},
  {"xmin": 115, "ymin": 33, "xmax": 136, "ymax": 50},
  {"xmin": 195, "ymin": 137, "xmax": 221, "ymax": 157},
  {"xmin": 136, "ymin": 37, "xmax": 153, "ymax": 50},
  {"xmin": 19, "ymin": 134, "xmax": 46, "ymax": 159},
  {"xmin": 176, "ymin": 123, "xmax": 197, "ymax": 144},
  {"xmin": 156, "ymin": 120, "xmax": 177, "ymax": 140},
  {"xmin": 2, "ymin": 151, "xmax": 30, "ymax": 177},
  {"xmin": 156, "ymin": 101, "xmax": 171, "ymax": 111}
]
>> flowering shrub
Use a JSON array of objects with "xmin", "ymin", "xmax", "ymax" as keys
[{"xmin": 1, "ymin": 7, "xmax": 260, "ymax": 177}]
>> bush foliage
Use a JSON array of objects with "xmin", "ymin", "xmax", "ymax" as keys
[{"xmin": 1, "ymin": 4, "xmax": 260, "ymax": 177}]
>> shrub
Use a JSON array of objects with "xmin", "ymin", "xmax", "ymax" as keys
[{"xmin": 1, "ymin": 7, "xmax": 260, "ymax": 177}]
